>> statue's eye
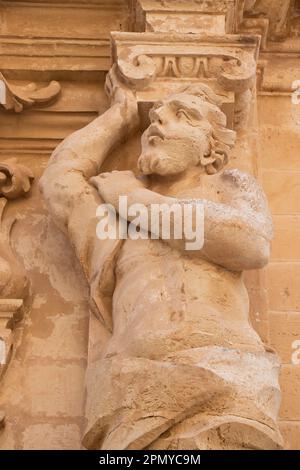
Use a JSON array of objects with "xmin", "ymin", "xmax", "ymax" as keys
[{"xmin": 176, "ymin": 109, "xmax": 189, "ymax": 119}]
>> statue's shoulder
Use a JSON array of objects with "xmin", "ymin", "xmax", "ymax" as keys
[
  {"xmin": 219, "ymin": 168, "xmax": 269, "ymax": 212},
  {"xmin": 220, "ymin": 168, "xmax": 257, "ymax": 192}
]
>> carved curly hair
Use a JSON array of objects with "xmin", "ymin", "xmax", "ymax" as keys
[{"xmin": 163, "ymin": 83, "xmax": 236, "ymax": 175}]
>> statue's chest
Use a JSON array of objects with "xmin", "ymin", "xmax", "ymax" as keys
[{"xmin": 150, "ymin": 174, "xmax": 228, "ymax": 205}]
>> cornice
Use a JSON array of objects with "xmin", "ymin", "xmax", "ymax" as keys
[
  {"xmin": 0, "ymin": 0, "xmax": 130, "ymax": 75},
  {"xmin": 1, "ymin": 0, "xmax": 127, "ymax": 7}
]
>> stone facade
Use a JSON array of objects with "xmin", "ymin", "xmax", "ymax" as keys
[{"xmin": 0, "ymin": 0, "xmax": 299, "ymax": 449}]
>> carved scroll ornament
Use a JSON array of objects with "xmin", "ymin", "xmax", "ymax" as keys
[
  {"xmin": 0, "ymin": 160, "xmax": 34, "ymax": 413},
  {"xmin": 112, "ymin": 33, "xmax": 258, "ymax": 91},
  {"xmin": 0, "ymin": 72, "xmax": 61, "ymax": 113},
  {"xmin": 0, "ymin": 159, "xmax": 34, "ymax": 200}
]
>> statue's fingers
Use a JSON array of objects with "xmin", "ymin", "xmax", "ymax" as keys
[{"xmin": 89, "ymin": 176, "xmax": 99, "ymax": 188}]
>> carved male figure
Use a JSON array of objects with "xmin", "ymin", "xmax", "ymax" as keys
[{"xmin": 40, "ymin": 67, "xmax": 283, "ymax": 450}]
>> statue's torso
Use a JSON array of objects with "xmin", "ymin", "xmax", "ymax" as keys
[{"xmin": 106, "ymin": 170, "xmax": 265, "ymax": 358}]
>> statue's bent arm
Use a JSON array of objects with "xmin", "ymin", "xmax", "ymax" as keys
[{"xmin": 121, "ymin": 177, "xmax": 273, "ymax": 272}]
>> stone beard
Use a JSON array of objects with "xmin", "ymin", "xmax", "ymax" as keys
[{"xmin": 40, "ymin": 74, "xmax": 283, "ymax": 450}]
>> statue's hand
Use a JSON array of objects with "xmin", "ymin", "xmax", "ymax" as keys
[
  {"xmin": 105, "ymin": 65, "xmax": 139, "ymax": 130},
  {"xmin": 90, "ymin": 170, "xmax": 147, "ymax": 207}
]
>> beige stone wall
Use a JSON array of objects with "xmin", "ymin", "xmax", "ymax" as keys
[
  {"xmin": 258, "ymin": 94, "xmax": 300, "ymax": 449},
  {"xmin": 0, "ymin": 155, "xmax": 89, "ymax": 449}
]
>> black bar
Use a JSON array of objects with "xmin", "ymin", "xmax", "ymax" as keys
[{"xmin": 0, "ymin": 450, "xmax": 300, "ymax": 467}]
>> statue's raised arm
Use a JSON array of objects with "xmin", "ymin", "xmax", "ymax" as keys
[{"xmin": 39, "ymin": 66, "xmax": 139, "ymax": 330}]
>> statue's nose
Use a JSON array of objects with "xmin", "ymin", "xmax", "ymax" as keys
[{"xmin": 151, "ymin": 108, "xmax": 166, "ymax": 126}]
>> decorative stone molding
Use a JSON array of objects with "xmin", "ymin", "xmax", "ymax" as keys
[
  {"xmin": 128, "ymin": 1, "xmax": 300, "ymax": 94},
  {"xmin": 111, "ymin": 32, "xmax": 260, "ymax": 129},
  {"xmin": 239, "ymin": 0, "xmax": 296, "ymax": 47},
  {"xmin": 0, "ymin": 1, "xmax": 130, "ymax": 75},
  {"xmin": 239, "ymin": 16, "xmax": 269, "ymax": 50},
  {"xmin": 133, "ymin": 0, "xmax": 237, "ymax": 34},
  {"xmin": 0, "ymin": 72, "xmax": 61, "ymax": 113},
  {"xmin": 0, "ymin": 160, "xmax": 34, "ymax": 411},
  {"xmin": 133, "ymin": 1, "xmax": 297, "ymax": 48},
  {"xmin": 238, "ymin": 1, "xmax": 300, "ymax": 93}
]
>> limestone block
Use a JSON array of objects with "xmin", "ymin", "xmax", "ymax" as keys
[
  {"xmin": 22, "ymin": 424, "xmax": 82, "ymax": 451},
  {"xmin": 263, "ymin": 171, "xmax": 300, "ymax": 215},
  {"xmin": 269, "ymin": 312, "xmax": 300, "ymax": 363},
  {"xmin": 267, "ymin": 263, "xmax": 300, "ymax": 311},
  {"xmin": 280, "ymin": 421, "xmax": 300, "ymax": 450},
  {"xmin": 279, "ymin": 366, "xmax": 300, "ymax": 420}
]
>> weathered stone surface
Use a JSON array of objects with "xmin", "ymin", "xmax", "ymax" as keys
[
  {"xmin": 280, "ymin": 421, "xmax": 300, "ymax": 450},
  {"xmin": 0, "ymin": 0, "xmax": 299, "ymax": 451},
  {"xmin": 22, "ymin": 424, "xmax": 82, "ymax": 451},
  {"xmin": 267, "ymin": 263, "xmax": 300, "ymax": 311},
  {"xmin": 37, "ymin": 59, "xmax": 283, "ymax": 449},
  {"xmin": 279, "ymin": 366, "xmax": 300, "ymax": 420}
]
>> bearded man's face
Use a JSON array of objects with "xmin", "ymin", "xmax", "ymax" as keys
[{"xmin": 138, "ymin": 95, "xmax": 213, "ymax": 176}]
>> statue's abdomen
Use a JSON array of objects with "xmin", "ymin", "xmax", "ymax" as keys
[
  {"xmin": 84, "ymin": 238, "xmax": 283, "ymax": 450},
  {"xmin": 108, "ymin": 238, "xmax": 264, "ymax": 359}
]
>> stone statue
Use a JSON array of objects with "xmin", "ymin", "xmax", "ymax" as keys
[{"xmin": 39, "ymin": 66, "xmax": 283, "ymax": 450}]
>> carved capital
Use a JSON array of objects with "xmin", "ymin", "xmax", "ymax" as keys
[
  {"xmin": 0, "ymin": 72, "xmax": 61, "ymax": 113},
  {"xmin": 111, "ymin": 32, "xmax": 259, "ymax": 129}
]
